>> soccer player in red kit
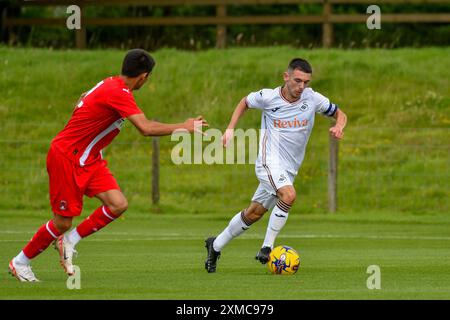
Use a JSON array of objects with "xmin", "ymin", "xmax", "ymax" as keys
[{"xmin": 8, "ymin": 49, "xmax": 208, "ymax": 282}]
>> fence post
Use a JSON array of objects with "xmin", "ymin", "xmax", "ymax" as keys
[
  {"xmin": 322, "ymin": 0, "xmax": 333, "ymax": 48},
  {"xmin": 216, "ymin": 4, "xmax": 227, "ymax": 49},
  {"xmin": 75, "ymin": 4, "xmax": 86, "ymax": 49},
  {"xmin": 152, "ymin": 136, "xmax": 160, "ymax": 207},
  {"xmin": 328, "ymin": 120, "xmax": 338, "ymax": 213}
]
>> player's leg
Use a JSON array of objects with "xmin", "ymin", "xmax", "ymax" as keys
[
  {"xmin": 259, "ymin": 185, "xmax": 296, "ymax": 260},
  {"xmin": 81, "ymin": 189, "xmax": 126, "ymax": 232},
  {"xmin": 53, "ymin": 214, "xmax": 74, "ymax": 234},
  {"xmin": 64, "ymin": 190, "xmax": 126, "ymax": 245},
  {"xmin": 213, "ymin": 201, "xmax": 268, "ymax": 252},
  {"xmin": 9, "ymin": 217, "xmax": 71, "ymax": 282},
  {"xmin": 65, "ymin": 158, "xmax": 125, "ymax": 244},
  {"xmin": 58, "ymin": 162, "xmax": 124, "ymax": 275},
  {"xmin": 9, "ymin": 146, "xmax": 79, "ymax": 281},
  {"xmin": 256, "ymin": 168, "xmax": 296, "ymax": 264},
  {"xmin": 57, "ymin": 189, "xmax": 126, "ymax": 275},
  {"xmin": 205, "ymin": 201, "xmax": 268, "ymax": 273},
  {"xmin": 205, "ymin": 180, "xmax": 277, "ymax": 273},
  {"xmin": 9, "ymin": 215, "xmax": 74, "ymax": 281}
]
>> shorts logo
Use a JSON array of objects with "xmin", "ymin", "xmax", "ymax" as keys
[
  {"xmin": 279, "ymin": 174, "xmax": 287, "ymax": 183},
  {"xmin": 60, "ymin": 200, "xmax": 68, "ymax": 211},
  {"xmin": 300, "ymin": 102, "xmax": 309, "ymax": 111}
]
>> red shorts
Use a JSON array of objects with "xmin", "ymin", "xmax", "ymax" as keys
[{"xmin": 47, "ymin": 145, "xmax": 120, "ymax": 217}]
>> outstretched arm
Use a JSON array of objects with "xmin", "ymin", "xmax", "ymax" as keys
[
  {"xmin": 222, "ymin": 97, "xmax": 249, "ymax": 146},
  {"xmin": 128, "ymin": 113, "xmax": 208, "ymax": 137},
  {"xmin": 329, "ymin": 109, "xmax": 347, "ymax": 140}
]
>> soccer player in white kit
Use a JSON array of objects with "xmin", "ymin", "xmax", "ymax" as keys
[{"xmin": 205, "ymin": 58, "xmax": 347, "ymax": 273}]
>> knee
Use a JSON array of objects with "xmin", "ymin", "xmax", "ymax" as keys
[
  {"xmin": 109, "ymin": 198, "xmax": 128, "ymax": 215},
  {"xmin": 53, "ymin": 218, "xmax": 72, "ymax": 234},
  {"xmin": 278, "ymin": 189, "xmax": 296, "ymax": 205}
]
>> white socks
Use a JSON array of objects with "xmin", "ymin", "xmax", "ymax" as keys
[
  {"xmin": 15, "ymin": 251, "xmax": 31, "ymax": 265},
  {"xmin": 262, "ymin": 199, "xmax": 291, "ymax": 249},
  {"xmin": 66, "ymin": 228, "xmax": 82, "ymax": 246},
  {"xmin": 213, "ymin": 210, "xmax": 252, "ymax": 252},
  {"xmin": 213, "ymin": 199, "xmax": 292, "ymax": 252}
]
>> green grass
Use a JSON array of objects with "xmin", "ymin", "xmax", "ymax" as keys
[
  {"xmin": 1, "ymin": 211, "xmax": 450, "ymax": 299},
  {"xmin": 0, "ymin": 47, "xmax": 449, "ymax": 299}
]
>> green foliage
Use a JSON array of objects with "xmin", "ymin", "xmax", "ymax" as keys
[{"xmin": 4, "ymin": 3, "xmax": 450, "ymax": 49}]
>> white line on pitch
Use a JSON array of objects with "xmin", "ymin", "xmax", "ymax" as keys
[{"xmin": 2, "ymin": 233, "xmax": 450, "ymax": 242}]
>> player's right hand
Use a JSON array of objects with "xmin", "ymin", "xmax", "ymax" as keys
[
  {"xmin": 184, "ymin": 116, "xmax": 209, "ymax": 135},
  {"xmin": 221, "ymin": 128, "xmax": 234, "ymax": 147},
  {"xmin": 329, "ymin": 125, "xmax": 344, "ymax": 140}
]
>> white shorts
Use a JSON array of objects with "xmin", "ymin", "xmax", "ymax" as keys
[{"xmin": 251, "ymin": 165, "xmax": 295, "ymax": 210}]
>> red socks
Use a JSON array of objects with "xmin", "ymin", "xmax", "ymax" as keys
[
  {"xmin": 21, "ymin": 206, "xmax": 118, "ymax": 260},
  {"xmin": 22, "ymin": 220, "xmax": 61, "ymax": 259},
  {"xmin": 76, "ymin": 206, "xmax": 119, "ymax": 238}
]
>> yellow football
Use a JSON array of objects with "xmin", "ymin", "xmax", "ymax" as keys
[{"xmin": 268, "ymin": 245, "xmax": 300, "ymax": 275}]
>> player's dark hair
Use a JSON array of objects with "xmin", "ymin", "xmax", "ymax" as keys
[
  {"xmin": 121, "ymin": 49, "xmax": 155, "ymax": 77},
  {"xmin": 288, "ymin": 58, "xmax": 312, "ymax": 74}
]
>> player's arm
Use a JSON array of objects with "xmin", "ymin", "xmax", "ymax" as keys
[
  {"xmin": 222, "ymin": 97, "xmax": 249, "ymax": 147},
  {"xmin": 128, "ymin": 113, "xmax": 208, "ymax": 137},
  {"xmin": 329, "ymin": 108, "xmax": 347, "ymax": 140}
]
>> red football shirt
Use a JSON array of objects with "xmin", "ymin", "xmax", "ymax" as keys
[{"xmin": 51, "ymin": 76, "xmax": 143, "ymax": 166}]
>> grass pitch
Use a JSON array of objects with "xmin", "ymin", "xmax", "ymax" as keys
[{"xmin": 1, "ymin": 211, "xmax": 450, "ymax": 300}]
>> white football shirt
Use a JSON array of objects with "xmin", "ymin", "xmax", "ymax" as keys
[{"xmin": 246, "ymin": 86, "xmax": 338, "ymax": 175}]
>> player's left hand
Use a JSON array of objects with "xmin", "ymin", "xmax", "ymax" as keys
[
  {"xmin": 184, "ymin": 115, "xmax": 209, "ymax": 135},
  {"xmin": 329, "ymin": 126, "xmax": 344, "ymax": 140}
]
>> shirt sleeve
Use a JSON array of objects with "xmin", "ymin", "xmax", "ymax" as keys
[
  {"xmin": 246, "ymin": 89, "xmax": 267, "ymax": 110},
  {"xmin": 313, "ymin": 91, "xmax": 338, "ymax": 117},
  {"xmin": 107, "ymin": 88, "xmax": 143, "ymax": 118}
]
